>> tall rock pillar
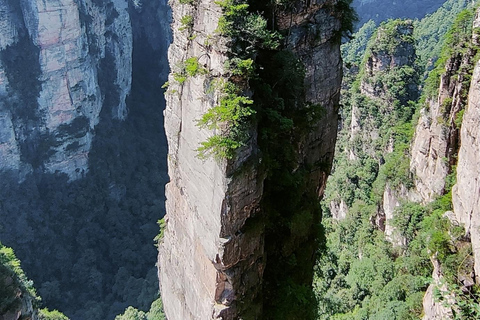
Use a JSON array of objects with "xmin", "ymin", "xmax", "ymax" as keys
[{"xmin": 159, "ymin": 0, "xmax": 347, "ymax": 319}]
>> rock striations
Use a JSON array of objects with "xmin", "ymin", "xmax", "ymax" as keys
[
  {"xmin": 0, "ymin": 0, "xmax": 133, "ymax": 180},
  {"xmin": 159, "ymin": 0, "xmax": 345, "ymax": 319},
  {"xmin": 453, "ymin": 42, "xmax": 480, "ymax": 284}
]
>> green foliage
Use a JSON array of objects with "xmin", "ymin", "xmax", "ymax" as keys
[
  {"xmin": 0, "ymin": 243, "xmax": 39, "ymax": 316},
  {"xmin": 225, "ymin": 58, "xmax": 254, "ymax": 76},
  {"xmin": 423, "ymin": 7, "xmax": 477, "ymax": 99},
  {"xmin": 114, "ymin": 298, "xmax": 166, "ymax": 320},
  {"xmin": 173, "ymin": 72, "xmax": 187, "ymax": 84},
  {"xmin": 172, "ymin": 57, "xmax": 208, "ymax": 86},
  {"xmin": 0, "ymin": 244, "xmax": 37, "ymax": 299},
  {"xmin": 115, "ymin": 306, "xmax": 147, "ymax": 320},
  {"xmin": 341, "ymin": 20, "xmax": 377, "ymax": 65},
  {"xmin": 215, "ymin": 0, "xmax": 281, "ymax": 50},
  {"xmin": 178, "ymin": 15, "xmax": 194, "ymax": 32},
  {"xmin": 194, "ymin": 0, "xmax": 283, "ymax": 159},
  {"xmin": 184, "ymin": 57, "xmax": 207, "ymax": 77},
  {"xmin": 38, "ymin": 309, "xmax": 70, "ymax": 320},
  {"xmin": 335, "ymin": 0, "xmax": 358, "ymax": 39},
  {"xmin": 146, "ymin": 298, "xmax": 166, "ymax": 320},
  {"xmin": 197, "ymin": 81, "xmax": 254, "ymax": 159},
  {"xmin": 353, "ymin": 0, "xmax": 447, "ymax": 27},
  {"xmin": 178, "ymin": 0, "xmax": 195, "ymax": 4},
  {"xmin": 454, "ymin": 109, "xmax": 465, "ymax": 128},
  {"xmin": 414, "ymin": 0, "xmax": 471, "ymax": 71},
  {"xmin": 369, "ymin": 19, "xmax": 415, "ymax": 55},
  {"xmin": 319, "ymin": 3, "xmax": 480, "ymax": 316},
  {"xmin": 315, "ymin": 206, "xmax": 431, "ymax": 319},
  {"xmin": 154, "ymin": 219, "xmax": 166, "ymax": 246}
]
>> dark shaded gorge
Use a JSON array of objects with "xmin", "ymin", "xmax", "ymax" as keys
[{"xmin": 0, "ymin": 1, "xmax": 171, "ymax": 319}]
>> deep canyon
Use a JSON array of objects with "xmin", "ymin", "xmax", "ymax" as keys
[{"xmin": 1, "ymin": 0, "xmax": 480, "ymax": 320}]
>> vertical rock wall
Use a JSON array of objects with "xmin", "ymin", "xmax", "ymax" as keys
[
  {"xmin": 159, "ymin": 0, "xmax": 265, "ymax": 318},
  {"xmin": 0, "ymin": 0, "xmax": 133, "ymax": 179},
  {"xmin": 410, "ymin": 9, "xmax": 479, "ymax": 204},
  {"xmin": 453, "ymin": 58, "xmax": 480, "ymax": 283},
  {"xmin": 159, "ymin": 0, "xmax": 343, "ymax": 319}
]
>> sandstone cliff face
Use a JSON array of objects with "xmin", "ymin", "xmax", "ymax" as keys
[
  {"xmin": 0, "ymin": 0, "xmax": 132, "ymax": 179},
  {"xmin": 326, "ymin": 20, "xmax": 417, "ymax": 230},
  {"xmin": 410, "ymin": 12, "xmax": 479, "ymax": 203},
  {"xmin": 417, "ymin": 9, "xmax": 480, "ymax": 318},
  {"xmin": 159, "ymin": 0, "xmax": 343, "ymax": 319},
  {"xmin": 422, "ymin": 255, "xmax": 454, "ymax": 320},
  {"xmin": 452, "ymin": 56, "xmax": 480, "ymax": 283}
]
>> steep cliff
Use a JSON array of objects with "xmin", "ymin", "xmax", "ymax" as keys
[
  {"xmin": 410, "ymin": 8, "xmax": 479, "ymax": 203},
  {"xmin": 325, "ymin": 19, "xmax": 418, "ymax": 228},
  {"xmin": 0, "ymin": 1, "xmax": 171, "ymax": 319},
  {"xmin": 0, "ymin": 0, "xmax": 132, "ymax": 179},
  {"xmin": 315, "ymin": 3, "xmax": 480, "ymax": 320},
  {"xmin": 452, "ymin": 10, "xmax": 480, "ymax": 283},
  {"xmin": 159, "ymin": 0, "xmax": 348, "ymax": 319}
]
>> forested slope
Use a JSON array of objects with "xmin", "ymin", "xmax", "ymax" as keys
[{"xmin": 316, "ymin": 2, "xmax": 480, "ymax": 319}]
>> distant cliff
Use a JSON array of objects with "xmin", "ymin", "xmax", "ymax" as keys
[
  {"xmin": 158, "ymin": 0, "xmax": 350, "ymax": 319},
  {"xmin": 0, "ymin": 0, "xmax": 132, "ymax": 180},
  {"xmin": 0, "ymin": 1, "xmax": 171, "ymax": 319},
  {"xmin": 316, "ymin": 4, "xmax": 480, "ymax": 319}
]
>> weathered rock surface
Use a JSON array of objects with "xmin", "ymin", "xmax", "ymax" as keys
[
  {"xmin": 422, "ymin": 255, "xmax": 454, "ymax": 320},
  {"xmin": 329, "ymin": 199, "xmax": 348, "ymax": 220},
  {"xmin": 0, "ymin": 0, "xmax": 133, "ymax": 180},
  {"xmin": 382, "ymin": 184, "xmax": 407, "ymax": 247},
  {"xmin": 411, "ymin": 11, "xmax": 479, "ymax": 203},
  {"xmin": 421, "ymin": 9, "xmax": 480, "ymax": 317},
  {"xmin": 159, "ymin": 1, "xmax": 252, "ymax": 318},
  {"xmin": 453, "ymin": 58, "xmax": 480, "ymax": 283},
  {"xmin": 159, "ymin": 0, "xmax": 343, "ymax": 319}
]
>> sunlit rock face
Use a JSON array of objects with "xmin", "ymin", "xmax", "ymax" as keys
[
  {"xmin": 0, "ymin": 0, "xmax": 132, "ymax": 180},
  {"xmin": 159, "ymin": 0, "xmax": 343, "ymax": 319},
  {"xmin": 453, "ymin": 58, "xmax": 480, "ymax": 284}
]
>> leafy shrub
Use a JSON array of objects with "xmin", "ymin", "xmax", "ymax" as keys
[
  {"xmin": 39, "ymin": 309, "xmax": 70, "ymax": 320},
  {"xmin": 178, "ymin": 15, "xmax": 193, "ymax": 32}
]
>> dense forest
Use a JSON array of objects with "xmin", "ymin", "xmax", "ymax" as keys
[{"xmin": 315, "ymin": 0, "xmax": 480, "ymax": 318}]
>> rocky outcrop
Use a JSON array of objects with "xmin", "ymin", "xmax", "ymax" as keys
[
  {"xmin": 411, "ymin": 10, "xmax": 479, "ymax": 203},
  {"xmin": 419, "ymin": 8, "xmax": 480, "ymax": 318},
  {"xmin": 382, "ymin": 184, "xmax": 406, "ymax": 246},
  {"xmin": 0, "ymin": 0, "xmax": 133, "ymax": 180},
  {"xmin": 360, "ymin": 20, "xmax": 416, "ymax": 103},
  {"xmin": 326, "ymin": 19, "xmax": 418, "ymax": 223},
  {"xmin": 422, "ymin": 255, "xmax": 454, "ymax": 320},
  {"xmin": 452, "ymin": 57, "xmax": 480, "ymax": 283},
  {"xmin": 159, "ymin": 0, "xmax": 343, "ymax": 319}
]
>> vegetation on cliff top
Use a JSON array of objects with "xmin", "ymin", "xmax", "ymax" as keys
[{"xmin": 0, "ymin": 242, "xmax": 70, "ymax": 320}]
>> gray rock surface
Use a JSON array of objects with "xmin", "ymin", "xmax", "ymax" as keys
[
  {"xmin": 422, "ymin": 255, "xmax": 454, "ymax": 320},
  {"xmin": 411, "ymin": 11, "xmax": 479, "ymax": 203},
  {"xmin": 453, "ymin": 58, "xmax": 480, "ymax": 283},
  {"xmin": 0, "ymin": 0, "xmax": 133, "ymax": 180},
  {"xmin": 159, "ymin": 0, "xmax": 343, "ymax": 319}
]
